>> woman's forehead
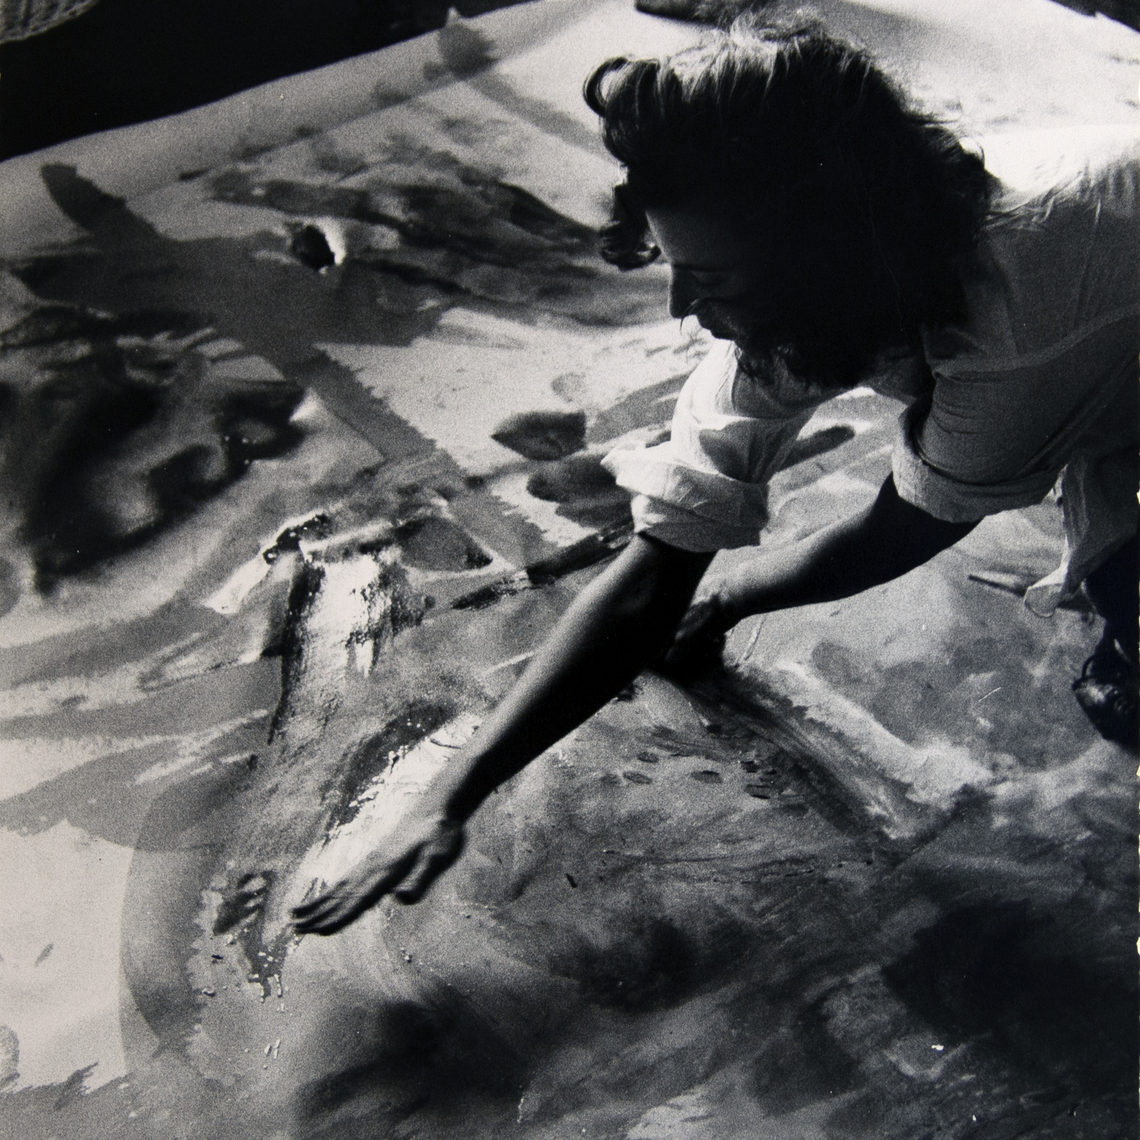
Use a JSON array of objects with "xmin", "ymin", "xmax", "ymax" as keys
[{"xmin": 645, "ymin": 206, "xmax": 756, "ymax": 272}]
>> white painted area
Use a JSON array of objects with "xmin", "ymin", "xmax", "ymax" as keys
[
  {"xmin": 289, "ymin": 713, "xmax": 480, "ymax": 903},
  {"xmin": 132, "ymin": 713, "xmax": 271, "ymax": 784},
  {"xmin": 0, "ymin": 713, "xmax": 268, "ymax": 802},
  {"xmin": 283, "ymin": 553, "xmax": 398, "ymax": 718},
  {"xmin": 769, "ymin": 658, "xmax": 996, "ymax": 810},
  {"xmin": 0, "ymin": 638, "xmax": 201, "ymax": 721},
  {"xmin": 321, "ymin": 312, "xmax": 697, "ymax": 485},
  {"xmin": 0, "ymin": 822, "xmax": 134, "ymax": 1091},
  {"xmin": 203, "ymin": 495, "xmax": 353, "ymax": 616},
  {"xmin": 203, "ymin": 554, "xmax": 276, "ymax": 617},
  {"xmin": 989, "ymin": 738, "xmax": 1126, "ymax": 826},
  {"xmin": 627, "ymin": 1086, "xmax": 716, "ymax": 1138}
]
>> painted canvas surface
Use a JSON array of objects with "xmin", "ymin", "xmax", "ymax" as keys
[{"xmin": 0, "ymin": 1, "xmax": 1136, "ymax": 1136}]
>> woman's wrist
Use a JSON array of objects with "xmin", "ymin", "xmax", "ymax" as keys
[{"xmin": 419, "ymin": 745, "xmax": 490, "ymax": 824}]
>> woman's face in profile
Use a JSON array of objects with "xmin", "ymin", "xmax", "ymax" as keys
[
  {"xmin": 645, "ymin": 204, "xmax": 858, "ymax": 393},
  {"xmin": 645, "ymin": 205, "xmax": 768, "ymax": 344}
]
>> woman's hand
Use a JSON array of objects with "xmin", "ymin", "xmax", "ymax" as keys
[
  {"xmin": 291, "ymin": 536, "xmax": 713, "ymax": 936},
  {"xmin": 660, "ymin": 591, "xmax": 736, "ymax": 681},
  {"xmin": 290, "ymin": 813, "xmax": 465, "ymax": 936}
]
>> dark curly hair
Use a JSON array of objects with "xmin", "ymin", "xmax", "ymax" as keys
[{"xmin": 583, "ymin": 19, "xmax": 994, "ymax": 384}]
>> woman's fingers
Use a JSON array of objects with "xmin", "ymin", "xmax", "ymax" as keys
[
  {"xmin": 290, "ymin": 860, "xmax": 407, "ymax": 934},
  {"xmin": 291, "ymin": 881, "xmax": 384, "ymax": 935},
  {"xmin": 291, "ymin": 896, "xmax": 344, "ymax": 935},
  {"xmin": 290, "ymin": 820, "xmax": 464, "ymax": 934}
]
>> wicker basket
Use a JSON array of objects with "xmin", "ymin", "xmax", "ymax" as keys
[{"xmin": 1, "ymin": 0, "xmax": 100, "ymax": 43}]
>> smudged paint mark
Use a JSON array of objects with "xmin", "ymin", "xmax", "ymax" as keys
[
  {"xmin": 295, "ymin": 994, "xmax": 527, "ymax": 1124},
  {"xmin": 213, "ymin": 871, "xmax": 274, "ymax": 937},
  {"xmin": 51, "ymin": 1064, "xmax": 97, "ymax": 1110},
  {"xmin": 883, "ymin": 903, "xmax": 1138, "ymax": 1091},
  {"xmin": 210, "ymin": 871, "xmax": 300, "ymax": 1005},
  {"xmin": 1, "ymin": 296, "xmax": 306, "ymax": 589},
  {"xmin": 394, "ymin": 514, "xmax": 492, "ymax": 572},
  {"xmin": 525, "ymin": 453, "xmax": 616, "ymax": 501},
  {"xmin": 0, "ymin": 304, "xmax": 203, "ymax": 350},
  {"xmin": 430, "ymin": 17, "xmax": 496, "ymax": 79},
  {"xmin": 308, "ymin": 135, "xmax": 370, "ymax": 179},
  {"xmin": 492, "ymin": 409, "xmax": 586, "ymax": 461},
  {"xmin": 751, "ymin": 997, "xmax": 860, "ymax": 1113},
  {"xmin": 0, "ymin": 560, "xmax": 19, "ymax": 621},
  {"xmin": 690, "ymin": 770, "xmax": 723, "ymax": 785},
  {"xmin": 206, "ymin": 155, "xmax": 659, "ymax": 333},
  {"xmin": 436, "ymin": 19, "xmax": 603, "ymax": 156},
  {"xmin": 40, "ymin": 164, "xmax": 128, "ymax": 230},
  {"xmin": 6, "ymin": 165, "xmax": 642, "ymax": 600},
  {"xmin": 0, "ymin": 1026, "xmax": 17, "ymax": 1090},
  {"xmin": 550, "ymin": 918, "xmax": 743, "ymax": 1014},
  {"xmin": 582, "ymin": 371, "xmax": 686, "ymax": 445}
]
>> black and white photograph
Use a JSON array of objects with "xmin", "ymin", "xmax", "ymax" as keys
[{"xmin": 0, "ymin": 1, "xmax": 1136, "ymax": 1136}]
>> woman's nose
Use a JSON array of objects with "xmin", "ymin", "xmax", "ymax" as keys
[{"xmin": 668, "ymin": 271, "xmax": 700, "ymax": 320}]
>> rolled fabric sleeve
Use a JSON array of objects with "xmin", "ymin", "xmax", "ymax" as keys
[
  {"xmin": 603, "ymin": 343, "xmax": 826, "ymax": 552},
  {"xmin": 890, "ymin": 400, "xmax": 1061, "ymax": 524},
  {"xmin": 893, "ymin": 310, "xmax": 1139, "ymax": 525}
]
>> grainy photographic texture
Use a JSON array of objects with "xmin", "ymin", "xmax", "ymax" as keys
[{"xmin": 0, "ymin": 2, "xmax": 1136, "ymax": 1138}]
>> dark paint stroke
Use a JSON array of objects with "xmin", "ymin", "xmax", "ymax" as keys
[
  {"xmin": 491, "ymin": 409, "xmax": 587, "ymax": 460},
  {"xmin": 3, "ymin": 309, "xmax": 304, "ymax": 589},
  {"xmin": 206, "ymin": 147, "xmax": 662, "ymax": 330},
  {"xmin": 326, "ymin": 699, "xmax": 456, "ymax": 831},
  {"xmin": 451, "ymin": 519, "xmax": 633, "ymax": 610},
  {"xmin": 883, "ymin": 903, "xmax": 1138, "ymax": 1092},
  {"xmin": 295, "ymin": 993, "xmax": 526, "ymax": 1130},
  {"xmin": 6, "ymin": 163, "xmax": 576, "ymax": 587}
]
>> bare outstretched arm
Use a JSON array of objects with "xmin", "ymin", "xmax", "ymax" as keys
[
  {"xmin": 291, "ymin": 534, "xmax": 714, "ymax": 935},
  {"xmin": 668, "ymin": 474, "xmax": 979, "ymax": 669}
]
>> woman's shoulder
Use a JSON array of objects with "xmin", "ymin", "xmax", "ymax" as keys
[
  {"xmin": 982, "ymin": 124, "xmax": 1138, "ymax": 222},
  {"xmin": 939, "ymin": 125, "xmax": 1140, "ymax": 363}
]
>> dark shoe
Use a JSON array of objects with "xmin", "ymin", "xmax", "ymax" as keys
[{"xmin": 1072, "ymin": 650, "xmax": 1139, "ymax": 750}]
